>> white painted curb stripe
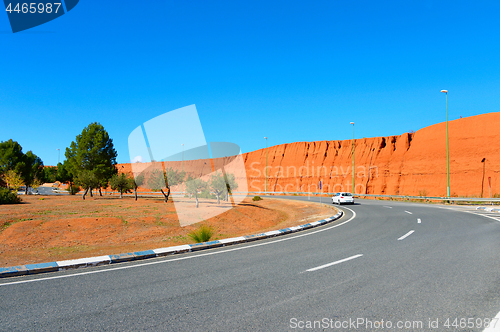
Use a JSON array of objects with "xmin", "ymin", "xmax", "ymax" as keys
[
  {"xmin": 219, "ymin": 237, "xmax": 246, "ymax": 244},
  {"xmin": 57, "ymin": 256, "xmax": 111, "ymax": 267},
  {"xmin": 398, "ymin": 230, "xmax": 415, "ymax": 241},
  {"xmin": 307, "ymin": 254, "xmax": 363, "ymax": 272},
  {"xmin": 153, "ymin": 245, "xmax": 191, "ymax": 255},
  {"xmin": 264, "ymin": 230, "xmax": 281, "ymax": 236}
]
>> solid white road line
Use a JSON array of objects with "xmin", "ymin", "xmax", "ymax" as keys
[
  {"xmin": 0, "ymin": 208, "xmax": 358, "ymax": 287},
  {"xmin": 482, "ymin": 310, "xmax": 500, "ymax": 331},
  {"xmin": 417, "ymin": 218, "xmax": 421, "ymax": 224},
  {"xmin": 405, "ymin": 211, "xmax": 413, "ymax": 214},
  {"xmin": 306, "ymin": 254, "xmax": 363, "ymax": 272},
  {"xmin": 383, "ymin": 206, "xmax": 393, "ymax": 209},
  {"xmin": 398, "ymin": 230, "xmax": 415, "ymax": 241}
]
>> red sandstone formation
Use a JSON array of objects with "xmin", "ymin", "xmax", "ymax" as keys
[{"xmin": 118, "ymin": 112, "xmax": 500, "ymax": 198}]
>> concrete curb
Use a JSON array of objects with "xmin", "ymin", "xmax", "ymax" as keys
[
  {"xmin": 476, "ymin": 206, "xmax": 500, "ymax": 213},
  {"xmin": 0, "ymin": 210, "xmax": 343, "ymax": 278}
]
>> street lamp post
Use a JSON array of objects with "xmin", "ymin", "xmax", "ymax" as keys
[
  {"xmin": 441, "ymin": 90, "xmax": 450, "ymax": 197},
  {"xmin": 181, "ymin": 144, "xmax": 184, "ymax": 196},
  {"xmin": 350, "ymin": 122, "xmax": 355, "ymax": 194},
  {"xmin": 264, "ymin": 137, "xmax": 268, "ymax": 194},
  {"xmin": 57, "ymin": 148, "xmax": 60, "ymax": 164}
]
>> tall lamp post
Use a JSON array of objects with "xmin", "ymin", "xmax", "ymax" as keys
[
  {"xmin": 350, "ymin": 122, "xmax": 355, "ymax": 194},
  {"xmin": 441, "ymin": 90, "xmax": 450, "ymax": 197},
  {"xmin": 57, "ymin": 148, "xmax": 60, "ymax": 164},
  {"xmin": 264, "ymin": 137, "xmax": 268, "ymax": 194},
  {"xmin": 181, "ymin": 144, "xmax": 184, "ymax": 196}
]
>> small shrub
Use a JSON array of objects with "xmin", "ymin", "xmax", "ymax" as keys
[
  {"xmin": 188, "ymin": 224, "xmax": 214, "ymax": 243},
  {"xmin": 252, "ymin": 196, "xmax": 263, "ymax": 201},
  {"xmin": 0, "ymin": 187, "xmax": 21, "ymax": 204}
]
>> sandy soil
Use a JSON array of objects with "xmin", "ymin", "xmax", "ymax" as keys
[{"xmin": 0, "ymin": 195, "xmax": 338, "ymax": 267}]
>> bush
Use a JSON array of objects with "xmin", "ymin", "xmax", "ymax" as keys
[
  {"xmin": 252, "ymin": 195, "xmax": 263, "ymax": 201},
  {"xmin": 188, "ymin": 224, "xmax": 214, "ymax": 243},
  {"xmin": 0, "ymin": 187, "xmax": 21, "ymax": 204}
]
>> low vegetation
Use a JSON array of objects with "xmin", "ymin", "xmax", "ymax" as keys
[
  {"xmin": 188, "ymin": 224, "xmax": 214, "ymax": 243},
  {"xmin": 0, "ymin": 187, "xmax": 21, "ymax": 204}
]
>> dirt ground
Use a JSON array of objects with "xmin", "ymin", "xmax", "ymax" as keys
[{"xmin": 0, "ymin": 195, "xmax": 338, "ymax": 267}]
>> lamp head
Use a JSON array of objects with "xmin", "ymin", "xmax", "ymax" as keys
[
  {"xmin": 350, "ymin": 122, "xmax": 354, "ymax": 125},
  {"xmin": 441, "ymin": 90, "xmax": 448, "ymax": 93}
]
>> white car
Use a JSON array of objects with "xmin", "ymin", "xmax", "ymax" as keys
[{"xmin": 332, "ymin": 192, "xmax": 354, "ymax": 205}]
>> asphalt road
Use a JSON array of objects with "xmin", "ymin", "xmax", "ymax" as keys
[
  {"xmin": 17, "ymin": 186, "xmax": 64, "ymax": 196},
  {"xmin": 1, "ymin": 197, "xmax": 499, "ymax": 331}
]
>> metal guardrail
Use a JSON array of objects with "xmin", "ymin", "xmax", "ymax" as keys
[
  {"xmin": 49, "ymin": 189, "xmax": 500, "ymax": 203},
  {"xmin": 237, "ymin": 192, "xmax": 500, "ymax": 203}
]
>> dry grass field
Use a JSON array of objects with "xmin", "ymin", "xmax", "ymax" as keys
[{"xmin": 0, "ymin": 195, "xmax": 338, "ymax": 266}]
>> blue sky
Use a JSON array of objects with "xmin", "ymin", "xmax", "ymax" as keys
[{"xmin": 1, "ymin": 0, "xmax": 499, "ymax": 165}]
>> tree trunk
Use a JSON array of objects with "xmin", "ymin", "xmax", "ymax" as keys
[
  {"xmin": 89, "ymin": 187, "xmax": 93, "ymax": 197},
  {"xmin": 99, "ymin": 187, "xmax": 102, "ymax": 196},
  {"xmin": 82, "ymin": 187, "xmax": 88, "ymax": 200},
  {"xmin": 216, "ymin": 193, "xmax": 220, "ymax": 204},
  {"xmin": 160, "ymin": 187, "xmax": 171, "ymax": 203},
  {"xmin": 120, "ymin": 189, "xmax": 123, "ymax": 199},
  {"xmin": 195, "ymin": 193, "xmax": 199, "ymax": 208},
  {"xmin": 134, "ymin": 187, "xmax": 138, "ymax": 201}
]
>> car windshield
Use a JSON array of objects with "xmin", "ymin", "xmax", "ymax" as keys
[{"xmin": 342, "ymin": 193, "xmax": 352, "ymax": 196}]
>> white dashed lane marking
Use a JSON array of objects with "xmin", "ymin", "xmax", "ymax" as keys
[{"xmin": 398, "ymin": 230, "xmax": 415, "ymax": 241}]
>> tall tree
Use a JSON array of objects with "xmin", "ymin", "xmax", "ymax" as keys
[
  {"xmin": 185, "ymin": 175, "xmax": 207, "ymax": 208},
  {"xmin": 210, "ymin": 172, "xmax": 226, "ymax": 205},
  {"xmin": 210, "ymin": 171, "xmax": 238, "ymax": 204},
  {"xmin": 223, "ymin": 172, "xmax": 238, "ymax": 202},
  {"xmin": 132, "ymin": 173, "xmax": 145, "ymax": 201},
  {"xmin": 0, "ymin": 140, "xmax": 44, "ymax": 194},
  {"xmin": 21, "ymin": 151, "xmax": 44, "ymax": 194},
  {"xmin": 75, "ymin": 170, "xmax": 99, "ymax": 200},
  {"xmin": 42, "ymin": 166, "xmax": 57, "ymax": 183},
  {"xmin": 147, "ymin": 167, "xmax": 185, "ymax": 203},
  {"xmin": 0, "ymin": 139, "xmax": 25, "ymax": 186},
  {"xmin": 65, "ymin": 122, "xmax": 118, "ymax": 200},
  {"xmin": 110, "ymin": 173, "xmax": 133, "ymax": 198},
  {"xmin": 56, "ymin": 161, "xmax": 76, "ymax": 195}
]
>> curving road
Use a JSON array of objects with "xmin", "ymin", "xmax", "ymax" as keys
[{"xmin": 1, "ymin": 198, "xmax": 499, "ymax": 331}]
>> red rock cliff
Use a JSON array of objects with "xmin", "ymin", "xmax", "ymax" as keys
[{"xmin": 118, "ymin": 112, "xmax": 500, "ymax": 197}]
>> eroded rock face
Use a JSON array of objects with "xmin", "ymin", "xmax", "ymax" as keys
[{"xmin": 118, "ymin": 112, "xmax": 500, "ymax": 197}]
